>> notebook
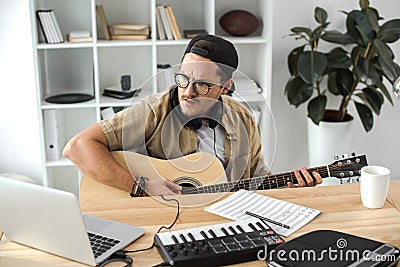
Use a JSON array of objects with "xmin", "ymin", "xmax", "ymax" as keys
[{"xmin": 0, "ymin": 177, "xmax": 145, "ymax": 266}]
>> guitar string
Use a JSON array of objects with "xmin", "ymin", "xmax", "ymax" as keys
[{"xmin": 180, "ymin": 164, "xmax": 360, "ymax": 194}]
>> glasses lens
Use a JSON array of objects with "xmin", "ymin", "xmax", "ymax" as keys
[
  {"xmin": 193, "ymin": 82, "xmax": 210, "ymax": 95},
  {"xmin": 175, "ymin": 74, "xmax": 189, "ymax": 88}
]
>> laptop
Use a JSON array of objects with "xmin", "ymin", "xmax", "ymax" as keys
[{"xmin": 0, "ymin": 177, "xmax": 145, "ymax": 266}]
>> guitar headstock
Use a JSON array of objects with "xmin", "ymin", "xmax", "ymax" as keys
[{"xmin": 329, "ymin": 154, "xmax": 368, "ymax": 179}]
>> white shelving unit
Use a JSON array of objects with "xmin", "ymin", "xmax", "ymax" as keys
[{"xmin": 30, "ymin": 0, "xmax": 273, "ymax": 196}]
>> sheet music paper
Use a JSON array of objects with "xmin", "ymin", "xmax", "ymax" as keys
[{"xmin": 204, "ymin": 189, "xmax": 321, "ymax": 236}]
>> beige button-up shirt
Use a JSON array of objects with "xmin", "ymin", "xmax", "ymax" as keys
[{"xmin": 98, "ymin": 89, "xmax": 267, "ymax": 181}]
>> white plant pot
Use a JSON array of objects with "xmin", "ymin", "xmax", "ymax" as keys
[{"xmin": 307, "ymin": 117, "xmax": 354, "ymax": 168}]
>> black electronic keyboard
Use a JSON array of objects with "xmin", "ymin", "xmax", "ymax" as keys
[{"xmin": 154, "ymin": 218, "xmax": 284, "ymax": 266}]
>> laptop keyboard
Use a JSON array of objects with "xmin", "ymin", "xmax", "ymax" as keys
[{"xmin": 88, "ymin": 232, "xmax": 121, "ymax": 258}]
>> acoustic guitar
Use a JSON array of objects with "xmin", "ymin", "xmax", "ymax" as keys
[{"xmin": 80, "ymin": 151, "xmax": 368, "ymax": 201}]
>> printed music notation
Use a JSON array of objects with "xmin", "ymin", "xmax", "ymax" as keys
[{"xmin": 204, "ymin": 189, "xmax": 321, "ymax": 236}]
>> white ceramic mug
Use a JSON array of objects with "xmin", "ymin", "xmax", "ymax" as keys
[{"xmin": 360, "ymin": 166, "xmax": 390, "ymax": 209}]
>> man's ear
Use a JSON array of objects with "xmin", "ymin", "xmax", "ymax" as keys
[{"xmin": 221, "ymin": 78, "xmax": 233, "ymax": 95}]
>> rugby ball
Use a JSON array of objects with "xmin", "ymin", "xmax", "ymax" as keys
[{"xmin": 219, "ymin": 10, "xmax": 260, "ymax": 36}]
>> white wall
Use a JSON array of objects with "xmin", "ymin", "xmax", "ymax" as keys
[
  {"xmin": 271, "ymin": 0, "xmax": 400, "ymax": 178},
  {"xmin": 0, "ymin": 0, "xmax": 43, "ymax": 183}
]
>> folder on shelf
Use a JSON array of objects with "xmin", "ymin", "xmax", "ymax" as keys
[
  {"xmin": 43, "ymin": 109, "xmax": 64, "ymax": 161},
  {"xmin": 157, "ymin": 64, "xmax": 175, "ymax": 91}
]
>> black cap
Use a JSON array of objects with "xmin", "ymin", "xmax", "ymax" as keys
[{"xmin": 183, "ymin": 34, "xmax": 238, "ymax": 78}]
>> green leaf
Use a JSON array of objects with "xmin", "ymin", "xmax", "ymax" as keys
[
  {"xmin": 297, "ymin": 51, "xmax": 327, "ymax": 84},
  {"xmin": 312, "ymin": 24, "xmax": 329, "ymax": 41},
  {"xmin": 374, "ymin": 39, "xmax": 398, "ymax": 78},
  {"xmin": 327, "ymin": 48, "xmax": 352, "ymax": 69},
  {"xmin": 336, "ymin": 69, "xmax": 354, "ymax": 96},
  {"xmin": 287, "ymin": 45, "xmax": 305, "ymax": 75},
  {"xmin": 321, "ymin": 30, "xmax": 355, "ymax": 44},
  {"xmin": 376, "ymin": 80, "xmax": 393, "ymax": 105},
  {"xmin": 355, "ymin": 92, "xmax": 374, "ymax": 113},
  {"xmin": 379, "ymin": 28, "xmax": 400, "ymax": 43},
  {"xmin": 355, "ymin": 57, "xmax": 380, "ymax": 85},
  {"xmin": 359, "ymin": 0, "xmax": 370, "ymax": 9},
  {"xmin": 347, "ymin": 10, "xmax": 375, "ymax": 46},
  {"xmin": 291, "ymin": 27, "xmax": 312, "ymax": 37},
  {"xmin": 328, "ymin": 72, "xmax": 340, "ymax": 95},
  {"xmin": 307, "ymin": 95, "xmax": 327, "ymax": 124},
  {"xmin": 285, "ymin": 76, "xmax": 314, "ymax": 107},
  {"xmin": 365, "ymin": 7, "xmax": 380, "ymax": 33},
  {"xmin": 362, "ymin": 87, "xmax": 384, "ymax": 115},
  {"xmin": 354, "ymin": 101, "xmax": 373, "ymax": 132},
  {"xmin": 380, "ymin": 19, "xmax": 400, "ymax": 31},
  {"xmin": 315, "ymin": 7, "xmax": 328, "ymax": 25}
]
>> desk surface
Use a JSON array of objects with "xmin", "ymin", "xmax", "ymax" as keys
[{"xmin": 1, "ymin": 182, "xmax": 400, "ymax": 266}]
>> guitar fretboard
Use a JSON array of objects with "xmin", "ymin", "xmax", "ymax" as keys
[{"xmin": 180, "ymin": 166, "xmax": 329, "ymax": 195}]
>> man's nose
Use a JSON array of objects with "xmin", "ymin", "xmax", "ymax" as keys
[{"xmin": 184, "ymin": 82, "xmax": 197, "ymax": 97}]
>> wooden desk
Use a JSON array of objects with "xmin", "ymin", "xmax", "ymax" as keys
[{"xmin": 1, "ymin": 182, "xmax": 400, "ymax": 266}]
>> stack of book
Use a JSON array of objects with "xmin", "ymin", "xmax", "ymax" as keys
[
  {"xmin": 36, "ymin": 10, "xmax": 64, "ymax": 44},
  {"xmin": 155, "ymin": 5, "xmax": 182, "ymax": 40},
  {"xmin": 67, "ymin": 31, "xmax": 93, "ymax": 43},
  {"xmin": 96, "ymin": 4, "xmax": 150, "ymax": 41},
  {"xmin": 110, "ymin": 24, "xmax": 150, "ymax": 40}
]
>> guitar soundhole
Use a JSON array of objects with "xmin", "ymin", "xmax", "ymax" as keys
[
  {"xmin": 178, "ymin": 182, "xmax": 196, "ymax": 188},
  {"xmin": 173, "ymin": 176, "xmax": 202, "ymax": 188}
]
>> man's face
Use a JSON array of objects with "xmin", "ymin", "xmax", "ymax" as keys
[{"xmin": 177, "ymin": 53, "xmax": 231, "ymax": 118}]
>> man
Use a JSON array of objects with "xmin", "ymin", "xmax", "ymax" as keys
[{"xmin": 63, "ymin": 35, "xmax": 322, "ymax": 197}]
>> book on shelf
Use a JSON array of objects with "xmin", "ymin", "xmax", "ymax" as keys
[
  {"xmin": 67, "ymin": 31, "xmax": 93, "ymax": 43},
  {"xmin": 69, "ymin": 31, "xmax": 90, "ymax": 38},
  {"xmin": 110, "ymin": 24, "xmax": 150, "ymax": 36},
  {"xmin": 36, "ymin": 10, "xmax": 64, "ymax": 44},
  {"xmin": 48, "ymin": 10, "xmax": 63, "ymax": 42},
  {"xmin": 156, "ymin": 5, "xmax": 173, "ymax": 40},
  {"xmin": 111, "ymin": 34, "xmax": 149, "ymax": 40},
  {"xmin": 96, "ymin": 4, "xmax": 111, "ymax": 40},
  {"xmin": 67, "ymin": 35, "xmax": 93, "ymax": 43},
  {"xmin": 96, "ymin": 5, "xmax": 150, "ymax": 41},
  {"xmin": 183, "ymin": 29, "xmax": 208, "ymax": 39},
  {"xmin": 155, "ymin": 6, "xmax": 166, "ymax": 40},
  {"xmin": 164, "ymin": 5, "xmax": 182, "ymax": 40}
]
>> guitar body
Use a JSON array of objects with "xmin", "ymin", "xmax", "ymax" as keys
[
  {"xmin": 80, "ymin": 151, "xmax": 227, "ymax": 201},
  {"xmin": 80, "ymin": 151, "xmax": 367, "ymax": 204}
]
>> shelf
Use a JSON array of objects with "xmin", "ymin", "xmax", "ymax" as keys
[
  {"xmin": 46, "ymin": 157, "xmax": 74, "ymax": 167},
  {"xmin": 96, "ymin": 40, "xmax": 153, "ymax": 47},
  {"xmin": 99, "ymin": 89, "xmax": 154, "ymax": 107},
  {"xmin": 41, "ymin": 99, "xmax": 97, "ymax": 109},
  {"xmin": 36, "ymin": 42, "xmax": 94, "ymax": 49}
]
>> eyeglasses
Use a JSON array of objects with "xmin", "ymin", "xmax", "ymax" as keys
[{"xmin": 175, "ymin": 73, "xmax": 224, "ymax": 96}]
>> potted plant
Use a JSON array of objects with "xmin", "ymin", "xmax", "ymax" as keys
[
  {"xmin": 285, "ymin": 0, "xmax": 400, "ymax": 166},
  {"xmin": 285, "ymin": 0, "xmax": 400, "ymax": 131}
]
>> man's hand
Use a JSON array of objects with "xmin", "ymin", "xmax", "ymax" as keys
[
  {"xmin": 145, "ymin": 178, "xmax": 182, "ymax": 196},
  {"xmin": 287, "ymin": 167, "xmax": 323, "ymax": 188}
]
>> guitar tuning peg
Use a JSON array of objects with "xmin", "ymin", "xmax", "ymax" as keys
[
  {"xmin": 342, "ymin": 153, "xmax": 349, "ymax": 158},
  {"xmin": 351, "ymin": 152, "xmax": 356, "ymax": 156},
  {"xmin": 334, "ymin": 155, "xmax": 339, "ymax": 160},
  {"xmin": 347, "ymin": 177, "xmax": 354, "ymax": 184}
]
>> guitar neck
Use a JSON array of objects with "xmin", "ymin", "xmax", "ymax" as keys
[{"xmin": 180, "ymin": 165, "xmax": 330, "ymax": 195}]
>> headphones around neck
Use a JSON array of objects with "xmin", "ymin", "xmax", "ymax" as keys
[{"xmin": 169, "ymin": 86, "xmax": 223, "ymax": 130}]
